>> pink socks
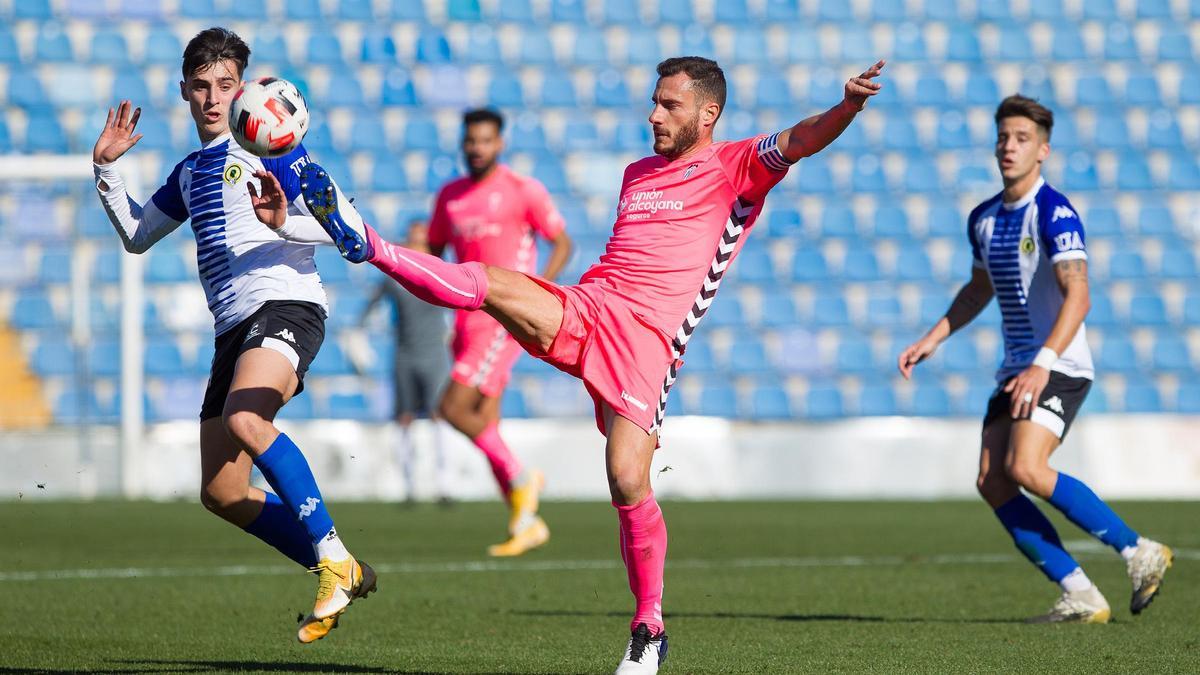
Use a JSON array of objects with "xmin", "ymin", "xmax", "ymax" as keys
[
  {"xmin": 472, "ymin": 421, "xmax": 522, "ymax": 498},
  {"xmin": 616, "ymin": 492, "xmax": 667, "ymax": 635},
  {"xmin": 366, "ymin": 224, "xmax": 488, "ymax": 311}
]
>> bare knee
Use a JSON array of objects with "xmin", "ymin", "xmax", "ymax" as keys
[
  {"xmin": 222, "ymin": 409, "xmax": 275, "ymax": 453},
  {"xmin": 200, "ymin": 480, "xmax": 247, "ymax": 523},
  {"xmin": 976, "ymin": 470, "xmax": 1018, "ymax": 508},
  {"xmin": 1004, "ymin": 457, "xmax": 1054, "ymax": 497},
  {"xmin": 438, "ymin": 397, "xmax": 471, "ymax": 431},
  {"xmin": 608, "ymin": 465, "xmax": 650, "ymax": 506}
]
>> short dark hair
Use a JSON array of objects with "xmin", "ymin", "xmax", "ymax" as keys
[
  {"xmin": 182, "ymin": 27, "xmax": 250, "ymax": 80},
  {"xmin": 994, "ymin": 94, "xmax": 1053, "ymax": 139},
  {"xmin": 462, "ymin": 108, "xmax": 504, "ymax": 132},
  {"xmin": 656, "ymin": 56, "xmax": 727, "ymax": 116}
]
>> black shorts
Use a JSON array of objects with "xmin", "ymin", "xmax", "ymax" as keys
[
  {"xmin": 393, "ymin": 358, "xmax": 447, "ymax": 419},
  {"xmin": 199, "ymin": 301, "xmax": 326, "ymax": 421},
  {"xmin": 982, "ymin": 371, "xmax": 1091, "ymax": 440}
]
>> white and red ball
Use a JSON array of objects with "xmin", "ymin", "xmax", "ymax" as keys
[{"xmin": 229, "ymin": 77, "xmax": 309, "ymax": 157}]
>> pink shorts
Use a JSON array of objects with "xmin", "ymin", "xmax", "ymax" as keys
[
  {"xmin": 450, "ymin": 310, "xmax": 524, "ymax": 398},
  {"xmin": 519, "ymin": 276, "xmax": 675, "ymax": 436}
]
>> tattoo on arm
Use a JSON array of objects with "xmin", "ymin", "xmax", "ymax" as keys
[{"xmin": 1054, "ymin": 259, "xmax": 1088, "ymax": 289}]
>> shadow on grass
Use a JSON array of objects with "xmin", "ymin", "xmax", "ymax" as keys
[
  {"xmin": 0, "ymin": 662, "xmax": 456, "ymax": 675},
  {"xmin": 510, "ymin": 609, "xmax": 1025, "ymax": 625}
]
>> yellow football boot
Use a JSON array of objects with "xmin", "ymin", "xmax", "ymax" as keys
[{"xmin": 487, "ymin": 516, "xmax": 550, "ymax": 557}]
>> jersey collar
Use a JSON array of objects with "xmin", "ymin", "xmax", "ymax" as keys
[{"xmin": 1001, "ymin": 176, "xmax": 1044, "ymax": 211}]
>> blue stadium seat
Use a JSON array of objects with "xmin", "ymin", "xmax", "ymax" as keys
[
  {"xmin": 1032, "ymin": 0, "xmax": 1067, "ymax": 19},
  {"xmin": 844, "ymin": 251, "xmax": 880, "ymax": 282},
  {"xmin": 326, "ymin": 392, "xmax": 372, "ymax": 420},
  {"xmin": 805, "ymin": 384, "xmax": 843, "ymax": 419},
  {"xmin": 1083, "ymin": 0, "xmax": 1118, "ymax": 19},
  {"xmin": 1061, "ymin": 153, "xmax": 1098, "ymax": 192},
  {"xmin": 25, "ymin": 116, "xmax": 68, "ymax": 153},
  {"xmin": 34, "ymin": 25, "xmax": 73, "ymax": 63},
  {"xmin": 764, "ymin": 0, "xmax": 798, "ymax": 19},
  {"xmin": 1088, "ymin": 294, "xmax": 1116, "ymax": 326},
  {"xmin": 679, "ymin": 25, "xmax": 715, "ymax": 59},
  {"xmin": 1128, "ymin": 293, "xmax": 1168, "ymax": 326},
  {"xmin": 285, "ymin": 0, "xmax": 322, "ymax": 20},
  {"xmin": 658, "ymin": 0, "xmax": 693, "ymax": 22},
  {"xmin": 759, "ymin": 290, "xmax": 798, "ymax": 329},
  {"xmin": 1125, "ymin": 73, "xmax": 1161, "ymax": 107},
  {"xmin": 851, "ymin": 155, "xmax": 887, "ymax": 193},
  {"xmin": 516, "ymin": 31, "xmax": 555, "ymax": 67},
  {"xmin": 977, "ymin": 0, "xmax": 1012, "ymax": 20},
  {"xmin": 1019, "ymin": 72, "xmax": 1059, "ymax": 110},
  {"xmin": 892, "ymin": 23, "xmax": 926, "ymax": 61},
  {"xmin": 347, "ymin": 112, "xmax": 386, "ymax": 153},
  {"xmin": 1159, "ymin": 249, "xmax": 1196, "ymax": 279},
  {"xmin": 381, "ymin": 69, "xmax": 419, "ymax": 106},
  {"xmin": 764, "ymin": 208, "xmax": 801, "ymax": 238},
  {"xmin": 1146, "ymin": 111, "xmax": 1182, "ymax": 150},
  {"xmin": 144, "ymin": 338, "xmax": 185, "ymax": 376},
  {"xmin": 308, "ymin": 341, "xmax": 353, "ymax": 377},
  {"xmin": 486, "ymin": 73, "xmax": 525, "ymax": 108},
  {"xmin": 858, "ymin": 384, "xmax": 897, "ymax": 416},
  {"xmin": 704, "ymin": 294, "xmax": 744, "ymax": 328},
  {"xmin": 905, "ymin": 158, "xmax": 941, "ymax": 193},
  {"xmin": 1167, "ymin": 152, "xmax": 1200, "ymax": 191},
  {"xmin": 734, "ymin": 247, "xmax": 775, "ymax": 284},
  {"xmin": 360, "ymin": 30, "xmax": 397, "ymax": 65},
  {"xmin": 917, "ymin": 292, "xmax": 950, "ymax": 326},
  {"xmin": 882, "ymin": 117, "xmax": 920, "ymax": 151},
  {"xmin": 32, "ymin": 336, "xmax": 77, "ymax": 377},
  {"xmin": 912, "ymin": 72, "xmax": 950, "ymax": 107},
  {"xmin": 754, "ymin": 73, "xmax": 792, "ymax": 109},
  {"xmin": 1151, "ymin": 334, "xmax": 1191, "ymax": 372},
  {"xmin": 448, "ymin": 0, "xmax": 482, "ymax": 20},
  {"xmin": 937, "ymin": 111, "xmax": 972, "ymax": 149},
  {"xmin": 323, "ymin": 74, "xmax": 365, "ymax": 109},
  {"xmin": 391, "ymin": 0, "xmax": 426, "ymax": 20},
  {"xmin": 811, "ymin": 294, "xmax": 849, "ymax": 326},
  {"xmin": 624, "ymin": 27, "xmax": 662, "ymax": 64},
  {"xmin": 841, "ymin": 31, "xmax": 875, "ymax": 65},
  {"xmin": 820, "ymin": 205, "xmax": 858, "ymax": 238},
  {"xmin": 464, "ymin": 26, "xmax": 501, "ymax": 65},
  {"xmin": 796, "ymin": 157, "xmax": 834, "ymax": 193},
  {"xmin": 176, "ymin": 0, "xmax": 214, "ymax": 17},
  {"xmin": 1107, "ymin": 251, "xmax": 1146, "ymax": 280},
  {"xmin": 605, "ymin": 0, "xmax": 640, "ymax": 23},
  {"xmin": 1124, "ymin": 384, "xmax": 1162, "ymax": 413},
  {"xmin": 1093, "ymin": 112, "xmax": 1129, "ymax": 149},
  {"xmin": 962, "ymin": 69, "xmax": 999, "ymax": 106},
  {"xmin": 65, "ymin": 0, "xmax": 107, "ymax": 18},
  {"xmin": 425, "ymin": 155, "xmax": 459, "ymax": 193},
  {"xmin": 1116, "ymin": 155, "xmax": 1153, "ymax": 191},
  {"xmin": 912, "ymin": 384, "xmax": 951, "ymax": 416},
  {"xmin": 89, "ymin": 30, "xmax": 132, "ymax": 65},
  {"xmin": 307, "ymin": 34, "xmax": 343, "ymax": 65},
  {"xmin": 13, "ymin": 0, "xmax": 52, "ymax": 19},
  {"xmin": 228, "ymin": 0, "xmax": 267, "ymax": 19},
  {"xmin": 790, "ymin": 249, "xmax": 829, "ymax": 283},
  {"xmin": 818, "ymin": 0, "xmax": 853, "ymax": 20},
  {"xmin": 1176, "ymin": 383, "xmax": 1200, "ymax": 413},
  {"xmin": 1099, "ymin": 335, "xmax": 1138, "ymax": 372},
  {"xmin": 837, "ymin": 336, "xmax": 876, "ymax": 374},
  {"xmin": 872, "ymin": 0, "xmax": 906, "ymax": 20},
  {"xmin": 145, "ymin": 247, "xmax": 191, "ymax": 283},
  {"xmin": 416, "ymin": 30, "xmax": 452, "ymax": 64},
  {"xmin": 397, "ymin": 115, "xmax": 438, "ymax": 153},
  {"xmin": 1137, "ymin": 0, "xmax": 1172, "ymax": 18},
  {"xmin": 1050, "ymin": 25, "xmax": 1087, "ymax": 62},
  {"xmin": 339, "ymin": 0, "xmax": 374, "ymax": 20},
  {"xmin": 945, "ymin": 26, "xmax": 982, "ymax": 62},
  {"xmin": 497, "ymin": 0, "xmax": 535, "ymax": 21},
  {"xmin": 1158, "ymin": 28, "xmax": 1193, "ymax": 61},
  {"xmin": 370, "ymin": 154, "xmax": 408, "ymax": 193},
  {"xmin": 927, "ymin": 205, "xmax": 962, "ymax": 238},
  {"xmin": 541, "ymin": 72, "xmax": 577, "ymax": 107},
  {"xmin": 872, "ymin": 207, "xmax": 909, "ymax": 238},
  {"xmin": 865, "ymin": 294, "xmax": 904, "ymax": 327},
  {"xmin": 551, "ymin": 0, "xmax": 587, "ymax": 21},
  {"xmin": 894, "ymin": 246, "xmax": 933, "ymax": 282},
  {"xmin": 593, "ymin": 70, "xmax": 630, "ymax": 107},
  {"xmin": 713, "ymin": 0, "xmax": 749, "ymax": 21},
  {"xmin": 1104, "ymin": 24, "xmax": 1138, "ymax": 61},
  {"xmin": 689, "ymin": 383, "xmax": 735, "ymax": 417},
  {"xmin": 140, "ymin": 30, "xmax": 181, "ymax": 65},
  {"xmin": 751, "ymin": 385, "xmax": 791, "ymax": 420},
  {"xmin": 532, "ymin": 158, "xmax": 569, "ymax": 194},
  {"xmin": 614, "ymin": 117, "xmax": 650, "ymax": 151},
  {"xmin": 575, "ymin": 27, "xmax": 610, "ymax": 67},
  {"xmin": 735, "ymin": 27, "xmax": 774, "ymax": 66},
  {"xmin": 787, "ymin": 26, "xmax": 822, "ymax": 64},
  {"xmin": 996, "ymin": 26, "xmax": 1033, "ymax": 61},
  {"xmin": 1138, "ymin": 205, "xmax": 1175, "ymax": 236},
  {"xmin": 1075, "ymin": 75, "xmax": 1113, "ymax": 106},
  {"xmin": 938, "ymin": 338, "xmax": 978, "ymax": 373},
  {"xmin": 1085, "ymin": 206, "xmax": 1122, "ymax": 237}
]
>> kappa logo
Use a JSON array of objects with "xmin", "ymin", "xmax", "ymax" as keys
[
  {"xmin": 1041, "ymin": 395, "xmax": 1065, "ymax": 415},
  {"xmin": 298, "ymin": 496, "xmax": 322, "ymax": 520},
  {"xmin": 276, "ymin": 328, "xmax": 296, "ymax": 344},
  {"xmin": 244, "ymin": 321, "xmax": 263, "ymax": 342},
  {"xmin": 683, "ymin": 163, "xmax": 699, "ymax": 179},
  {"xmin": 1051, "ymin": 205, "xmax": 1077, "ymax": 222}
]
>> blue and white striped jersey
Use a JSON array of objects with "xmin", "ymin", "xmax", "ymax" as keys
[
  {"xmin": 967, "ymin": 177, "xmax": 1093, "ymax": 382},
  {"xmin": 96, "ymin": 132, "xmax": 328, "ymax": 336}
]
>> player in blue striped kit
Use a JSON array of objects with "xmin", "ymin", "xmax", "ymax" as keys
[
  {"xmin": 898, "ymin": 95, "xmax": 1172, "ymax": 623},
  {"xmin": 91, "ymin": 27, "xmax": 373, "ymax": 642}
]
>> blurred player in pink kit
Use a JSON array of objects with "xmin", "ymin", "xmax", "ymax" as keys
[
  {"xmin": 262, "ymin": 57, "xmax": 884, "ymax": 674},
  {"xmin": 430, "ymin": 109, "xmax": 574, "ymax": 557}
]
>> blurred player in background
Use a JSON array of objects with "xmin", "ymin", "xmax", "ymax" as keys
[
  {"xmin": 427, "ymin": 108, "xmax": 574, "ymax": 557},
  {"xmin": 360, "ymin": 219, "xmax": 454, "ymax": 504},
  {"xmin": 92, "ymin": 27, "xmax": 373, "ymax": 644},
  {"xmin": 261, "ymin": 56, "xmax": 885, "ymax": 675},
  {"xmin": 898, "ymin": 95, "xmax": 1172, "ymax": 624}
]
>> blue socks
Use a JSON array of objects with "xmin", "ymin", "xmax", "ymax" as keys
[
  {"xmin": 1048, "ymin": 472, "xmax": 1139, "ymax": 553},
  {"xmin": 994, "ymin": 494, "xmax": 1080, "ymax": 584},
  {"xmin": 253, "ymin": 432, "xmax": 335, "ymax": 546},
  {"xmin": 243, "ymin": 491, "xmax": 318, "ymax": 568}
]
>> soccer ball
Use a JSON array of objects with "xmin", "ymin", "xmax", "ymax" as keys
[{"xmin": 230, "ymin": 77, "xmax": 309, "ymax": 158}]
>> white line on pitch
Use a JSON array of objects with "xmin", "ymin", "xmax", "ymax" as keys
[{"xmin": 1, "ymin": 547, "xmax": 1192, "ymax": 583}]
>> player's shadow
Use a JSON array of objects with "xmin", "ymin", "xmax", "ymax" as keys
[
  {"xmin": 102, "ymin": 661, "xmax": 517, "ymax": 675},
  {"xmin": 511, "ymin": 609, "xmax": 1024, "ymax": 625}
]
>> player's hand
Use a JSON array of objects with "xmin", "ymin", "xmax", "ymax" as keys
[
  {"xmin": 1004, "ymin": 365, "xmax": 1051, "ymax": 419},
  {"xmin": 93, "ymin": 100, "xmax": 143, "ymax": 165},
  {"xmin": 844, "ymin": 60, "xmax": 885, "ymax": 111},
  {"xmin": 248, "ymin": 170, "xmax": 287, "ymax": 230},
  {"xmin": 897, "ymin": 335, "xmax": 938, "ymax": 380}
]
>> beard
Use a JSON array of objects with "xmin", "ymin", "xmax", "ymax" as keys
[{"xmin": 656, "ymin": 115, "xmax": 701, "ymax": 160}]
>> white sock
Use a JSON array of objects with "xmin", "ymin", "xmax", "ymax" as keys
[
  {"xmin": 1060, "ymin": 567, "xmax": 1094, "ymax": 593},
  {"xmin": 1120, "ymin": 537, "xmax": 1143, "ymax": 562},
  {"xmin": 314, "ymin": 527, "xmax": 351, "ymax": 562}
]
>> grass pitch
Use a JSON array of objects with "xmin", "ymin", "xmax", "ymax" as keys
[{"xmin": 2, "ymin": 499, "xmax": 1197, "ymax": 673}]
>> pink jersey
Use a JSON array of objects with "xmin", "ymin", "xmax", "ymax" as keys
[
  {"xmin": 428, "ymin": 164, "xmax": 565, "ymax": 273},
  {"xmin": 580, "ymin": 134, "xmax": 793, "ymax": 340}
]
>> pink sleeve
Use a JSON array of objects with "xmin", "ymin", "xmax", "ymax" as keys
[
  {"xmin": 427, "ymin": 190, "xmax": 451, "ymax": 249},
  {"xmin": 717, "ymin": 133, "xmax": 795, "ymax": 203},
  {"xmin": 520, "ymin": 176, "xmax": 566, "ymax": 240}
]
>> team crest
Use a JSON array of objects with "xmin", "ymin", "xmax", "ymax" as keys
[
  {"xmin": 223, "ymin": 163, "xmax": 244, "ymax": 186},
  {"xmin": 1020, "ymin": 236, "xmax": 1035, "ymax": 254},
  {"xmin": 683, "ymin": 163, "xmax": 699, "ymax": 179}
]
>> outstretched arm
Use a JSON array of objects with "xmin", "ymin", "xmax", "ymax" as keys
[
  {"xmin": 93, "ymin": 100, "xmax": 184, "ymax": 253},
  {"xmin": 897, "ymin": 265, "xmax": 994, "ymax": 379},
  {"xmin": 249, "ymin": 170, "xmax": 336, "ymax": 245},
  {"xmin": 776, "ymin": 60, "xmax": 885, "ymax": 162}
]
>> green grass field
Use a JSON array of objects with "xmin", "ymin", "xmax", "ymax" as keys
[{"xmin": 2, "ymin": 499, "xmax": 1197, "ymax": 673}]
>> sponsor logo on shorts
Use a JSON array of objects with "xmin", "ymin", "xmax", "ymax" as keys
[
  {"xmin": 1041, "ymin": 395, "xmax": 1065, "ymax": 415},
  {"xmin": 244, "ymin": 321, "xmax": 263, "ymax": 341},
  {"xmin": 276, "ymin": 328, "xmax": 296, "ymax": 344},
  {"xmin": 621, "ymin": 390, "xmax": 649, "ymax": 412},
  {"xmin": 298, "ymin": 496, "xmax": 321, "ymax": 520}
]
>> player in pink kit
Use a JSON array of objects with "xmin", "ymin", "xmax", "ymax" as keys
[
  {"xmin": 268, "ymin": 57, "xmax": 884, "ymax": 674},
  {"xmin": 430, "ymin": 109, "xmax": 574, "ymax": 557}
]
